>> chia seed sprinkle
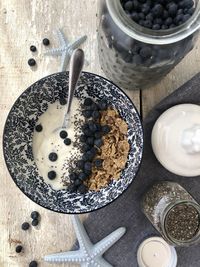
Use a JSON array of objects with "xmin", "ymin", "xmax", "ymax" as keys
[
  {"xmin": 165, "ymin": 203, "xmax": 200, "ymax": 242},
  {"xmin": 142, "ymin": 182, "xmax": 200, "ymax": 246}
]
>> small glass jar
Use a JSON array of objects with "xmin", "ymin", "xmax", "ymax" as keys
[
  {"xmin": 142, "ymin": 181, "xmax": 200, "ymax": 247},
  {"xmin": 97, "ymin": 0, "xmax": 200, "ymax": 90}
]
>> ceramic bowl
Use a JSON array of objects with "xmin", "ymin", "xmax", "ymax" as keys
[{"xmin": 3, "ymin": 72, "xmax": 143, "ymax": 213}]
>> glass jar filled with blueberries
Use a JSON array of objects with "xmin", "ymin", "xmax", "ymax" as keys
[{"xmin": 98, "ymin": 0, "xmax": 200, "ymax": 90}]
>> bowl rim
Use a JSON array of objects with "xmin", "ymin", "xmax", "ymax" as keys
[{"xmin": 3, "ymin": 71, "xmax": 144, "ymax": 214}]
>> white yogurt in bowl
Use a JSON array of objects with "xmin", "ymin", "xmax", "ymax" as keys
[{"xmin": 32, "ymin": 97, "xmax": 85, "ymax": 190}]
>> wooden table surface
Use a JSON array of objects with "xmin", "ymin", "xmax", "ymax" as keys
[{"xmin": 0, "ymin": 1, "xmax": 200, "ymax": 266}]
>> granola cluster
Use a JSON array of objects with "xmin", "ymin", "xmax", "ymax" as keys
[{"xmin": 87, "ymin": 109, "xmax": 130, "ymax": 191}]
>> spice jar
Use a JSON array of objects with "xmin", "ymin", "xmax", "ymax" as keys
[
  {"xmin": 97, "ymin": 0, "xmax": 200, "ymax": 90},
  {"xmin": 142, "ymin": 181, "xmax": 200, "ymax": 247}
]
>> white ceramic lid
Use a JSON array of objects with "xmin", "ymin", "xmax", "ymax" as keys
[
  {"xmin": 151, "ymin": 104, "xmax": 200, "ymax": 177},
  {"xmin": 137, "ymin": 237, "xmax": 177, "ymax": 267}
]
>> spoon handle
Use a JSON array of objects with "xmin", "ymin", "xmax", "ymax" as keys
[{"xmin": 66, "ymin": 49, "xmax": 84, "ymax": 115}]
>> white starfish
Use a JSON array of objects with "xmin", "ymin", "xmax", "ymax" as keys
[
  {"xmin": 44, "ymin": 215, "xmax": 126, "ymax": 267},
  {"xmin": 44, "ymin": 29, "xmax": 87, "ymax": 71}
]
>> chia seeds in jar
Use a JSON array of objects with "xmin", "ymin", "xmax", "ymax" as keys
[
  {"xmin": 97, "ymin": 0, "xmax": 200, "ymax": 90},
  {"xmin": 142, "ymin": 181, "xmax": 200, "ymax": 247}
]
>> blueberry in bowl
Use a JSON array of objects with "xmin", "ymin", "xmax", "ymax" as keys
[{"xmin": 3, "ymin": 72, "xmax": 143, "ymax": 213}]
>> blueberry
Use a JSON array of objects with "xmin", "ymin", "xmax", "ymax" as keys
[
  {"xmin": 21, "ymin": 222, "xmax": 30, "ymax": 231},
  {"xmin": 154, "ymin": 18, "xmax": 163, "ymax": 25},
  {"xmin": 59, "ymin": 130, "xmax": 68, "ymax": 139},
  {"xmin": 32, "ymin": 219, "xmax": 39, "ymax": 226},
  {"xmin": 84, "ymin": 98, "xmax": 93, "ymax": 106},
  {"xmin": 174, "ymin": 14, "xmax": 183, "ymax": 25},
  {"xmin": 92, "ymin": 110, "xmax": 100, "ymax": 119},
  {"xmin": 64, "ymin": 138, "xmax": 71, "ymax": 145},
  {"xmin": 82, "ymin": 123, "xmax": 89, "ymax": 131},
  {"xmin": 31, "ymin": 211, "xmax": 39, "ymax": 220},
  {"xmin": 59, "ymin": 98, "xmax": 67, "ymax": 105},
  {"xmin": 168, "ymin": 3, "xmax": 178, "ymax": 17},
  {"xmin": 77, "ymin": 184, "xmax": 88, "ymax": 194},
  {"xmin": 90, "ymin": 147, "xmax": 98, "ymax": 156},
  {"xmin": 29, "ymin": 261, "xmax": 38, "ymax": 267},
  {"xmin": 188, "ymin": 7, "xmax": 195, "ymax": 15},
  {"xmin": 48, "ymin": 170, "xmax": 57, "ymax": 180},
  {"xmin": 183, "ymin": 0, "xmax": 194, "ymax": 9},
  {"xmin": 77, "ymin": 160, "xmax": 85, "ymax": 169},
  {"xmin": 30, "ymin": 45, "xmax": 36, "ymax": 52},
  {"xmin": 131, "ymin": 12, "xmax": 139, "ymax": 22},
  {"xmin": 16, "ymin": 245, "xmax": 23, "ymax": 253},
  {"xmin": 146, "ymin": 13, "xmax": 154, "ymax": 21},
  {"xmin": 35, "ymin": 124, "xmax": 43, "ymax": 132},
  {"xmin": 177, "ymin": 8, "xmax": 184, "ymax": 15},
  {"xmin": 165, "ymin": 17, "xmax": 173, "ymax": 26},
  {"xmin": 85, "ymin": 151, "xmax": 95, "ymax": 161},
  {"xmin": 94, "ymin": 138, "xmax": 103, "ymax": 148},
  {"xmin": 143, "ymin": 20, "xmax": 152, "ymax": 28},
  {"xmin": 69, "ymin": 173, "xmax": 78, "ymax": 181},
  {"xmin": 80, "ymin": 134, "xmax": 87, "ymax": 142},
  {"xmin": 84, "ymin": 162, "xmax": 92, "ymax": 171},
  {"xmin": 88, "ymin": 122, "xmax": 98, "ymax": 132},
  {"xmin": 68, "ymin": 183, "xmax": 77, "ymax": 193},
  {"xmin": 83, "ymin": 128, "xmax": 93, "ymax": 137},
  {"xmin": 86, "ymin": 137, "xmax": 94, "ymax": 146},
  {"xmin": 79, "ymin": 172, "xmax": 88, "ymax": 181},
  {"xmin": 139, "ymin": 13, "xmax": 145, "ymax": 20},
  {"xmin": 141, "ymin": 4, "xmax": 150, "ymax": 15},
  {"xmin": 102, "ymin": 125, "xmax": 111, "ymax": 134},
  {"xmin": 74, "ymin": 179, "xmax": 82, "ymax": 186},
  {"xmin": 98, "ymin": 100, "xmax": 108, "ymax": 110},
  {"xmin": 83, "ymin": 110, "xmax": 92, "ymax": 118},
  {"xmin": 152, "ymin": 24, "xmax": 161, "ymax": 30},
  {"xmin": 139, "ymin": 47, "xmax": 152, "ymax": 59},
  {"xmin": 94, "ymin": 131, "xmax": 102, "ymax": 139},
  {"xmin": 43, "ymin": 38, "xmax": 50, "ymax": 46},
  {"xmin": 94, "ymin": 158, "xmax": 103, "ymax": 168},
  {"xmin": 28, "ymin": 58, "xmax": 36, "ymax": 66},
  {"xmin": 182, "ymin": 13, "xmax": 191, "ymax": 22},
  {"xmin": 124, "ymin": 1, "xmax": 133, "ymax": 11},
  {"xmin": 90, "ymin": 103, "xmax": 98, "ymax": 111},
  {"xmin": 82, "ymin": 143, "xmax": 91, "ymax": 152},
  {"xmin": 152, "ymin": 4, "xmax": 164, "ymax": 17},
  {"xmin": 48, "ymin": 152, "xmax": 58, "ymax": 162}
]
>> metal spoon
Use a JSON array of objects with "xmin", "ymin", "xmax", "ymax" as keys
[{"xmin": 60, "ymin": 48, "xmax": 84, "ymax": 130}]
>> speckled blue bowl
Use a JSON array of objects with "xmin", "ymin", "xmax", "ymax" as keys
[{"xmin": 3, "ymin": 72, "xmax": 143, "ymax": 213}]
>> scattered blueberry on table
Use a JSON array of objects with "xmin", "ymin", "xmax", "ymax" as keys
[
  {"xmin": 29, "ymin": 260, "xmax": 38, "ymax": 267},
  {"xmin": 31, "ymin": 211, "xmax": 40, "ymax": 220},
  {"xmin": 15, "ymin": 245, "xmax": 23, "ymax": 253},
  {"xmin": 32, "ymin": 219, "xmax": 39, "ymax": 227},
  {"xmin": 21, "ymin": 222, "xmax": 30, "ymax": 231},
  {"xmin": 42, "ymin": 38, "xmax": 50, "ymax": 46},
  {"xmin": 121, "ymin": 0, "xmax": 195, "ymax": 30},
  {"xmin": 28, "ymin": 58, "xmax": 36, "ymax": 67},
  {"xmin": 30, "ymin": 45, "xmax": 37, "ymax": 52}
]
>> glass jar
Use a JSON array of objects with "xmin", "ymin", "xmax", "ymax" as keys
[
  {"xmin": 142, "ymin": 181, "xmax": 200, "ymax": 247},
  {"xmin": 97, "ymin": 0, "xmax": 200, "ymax": 90}
]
